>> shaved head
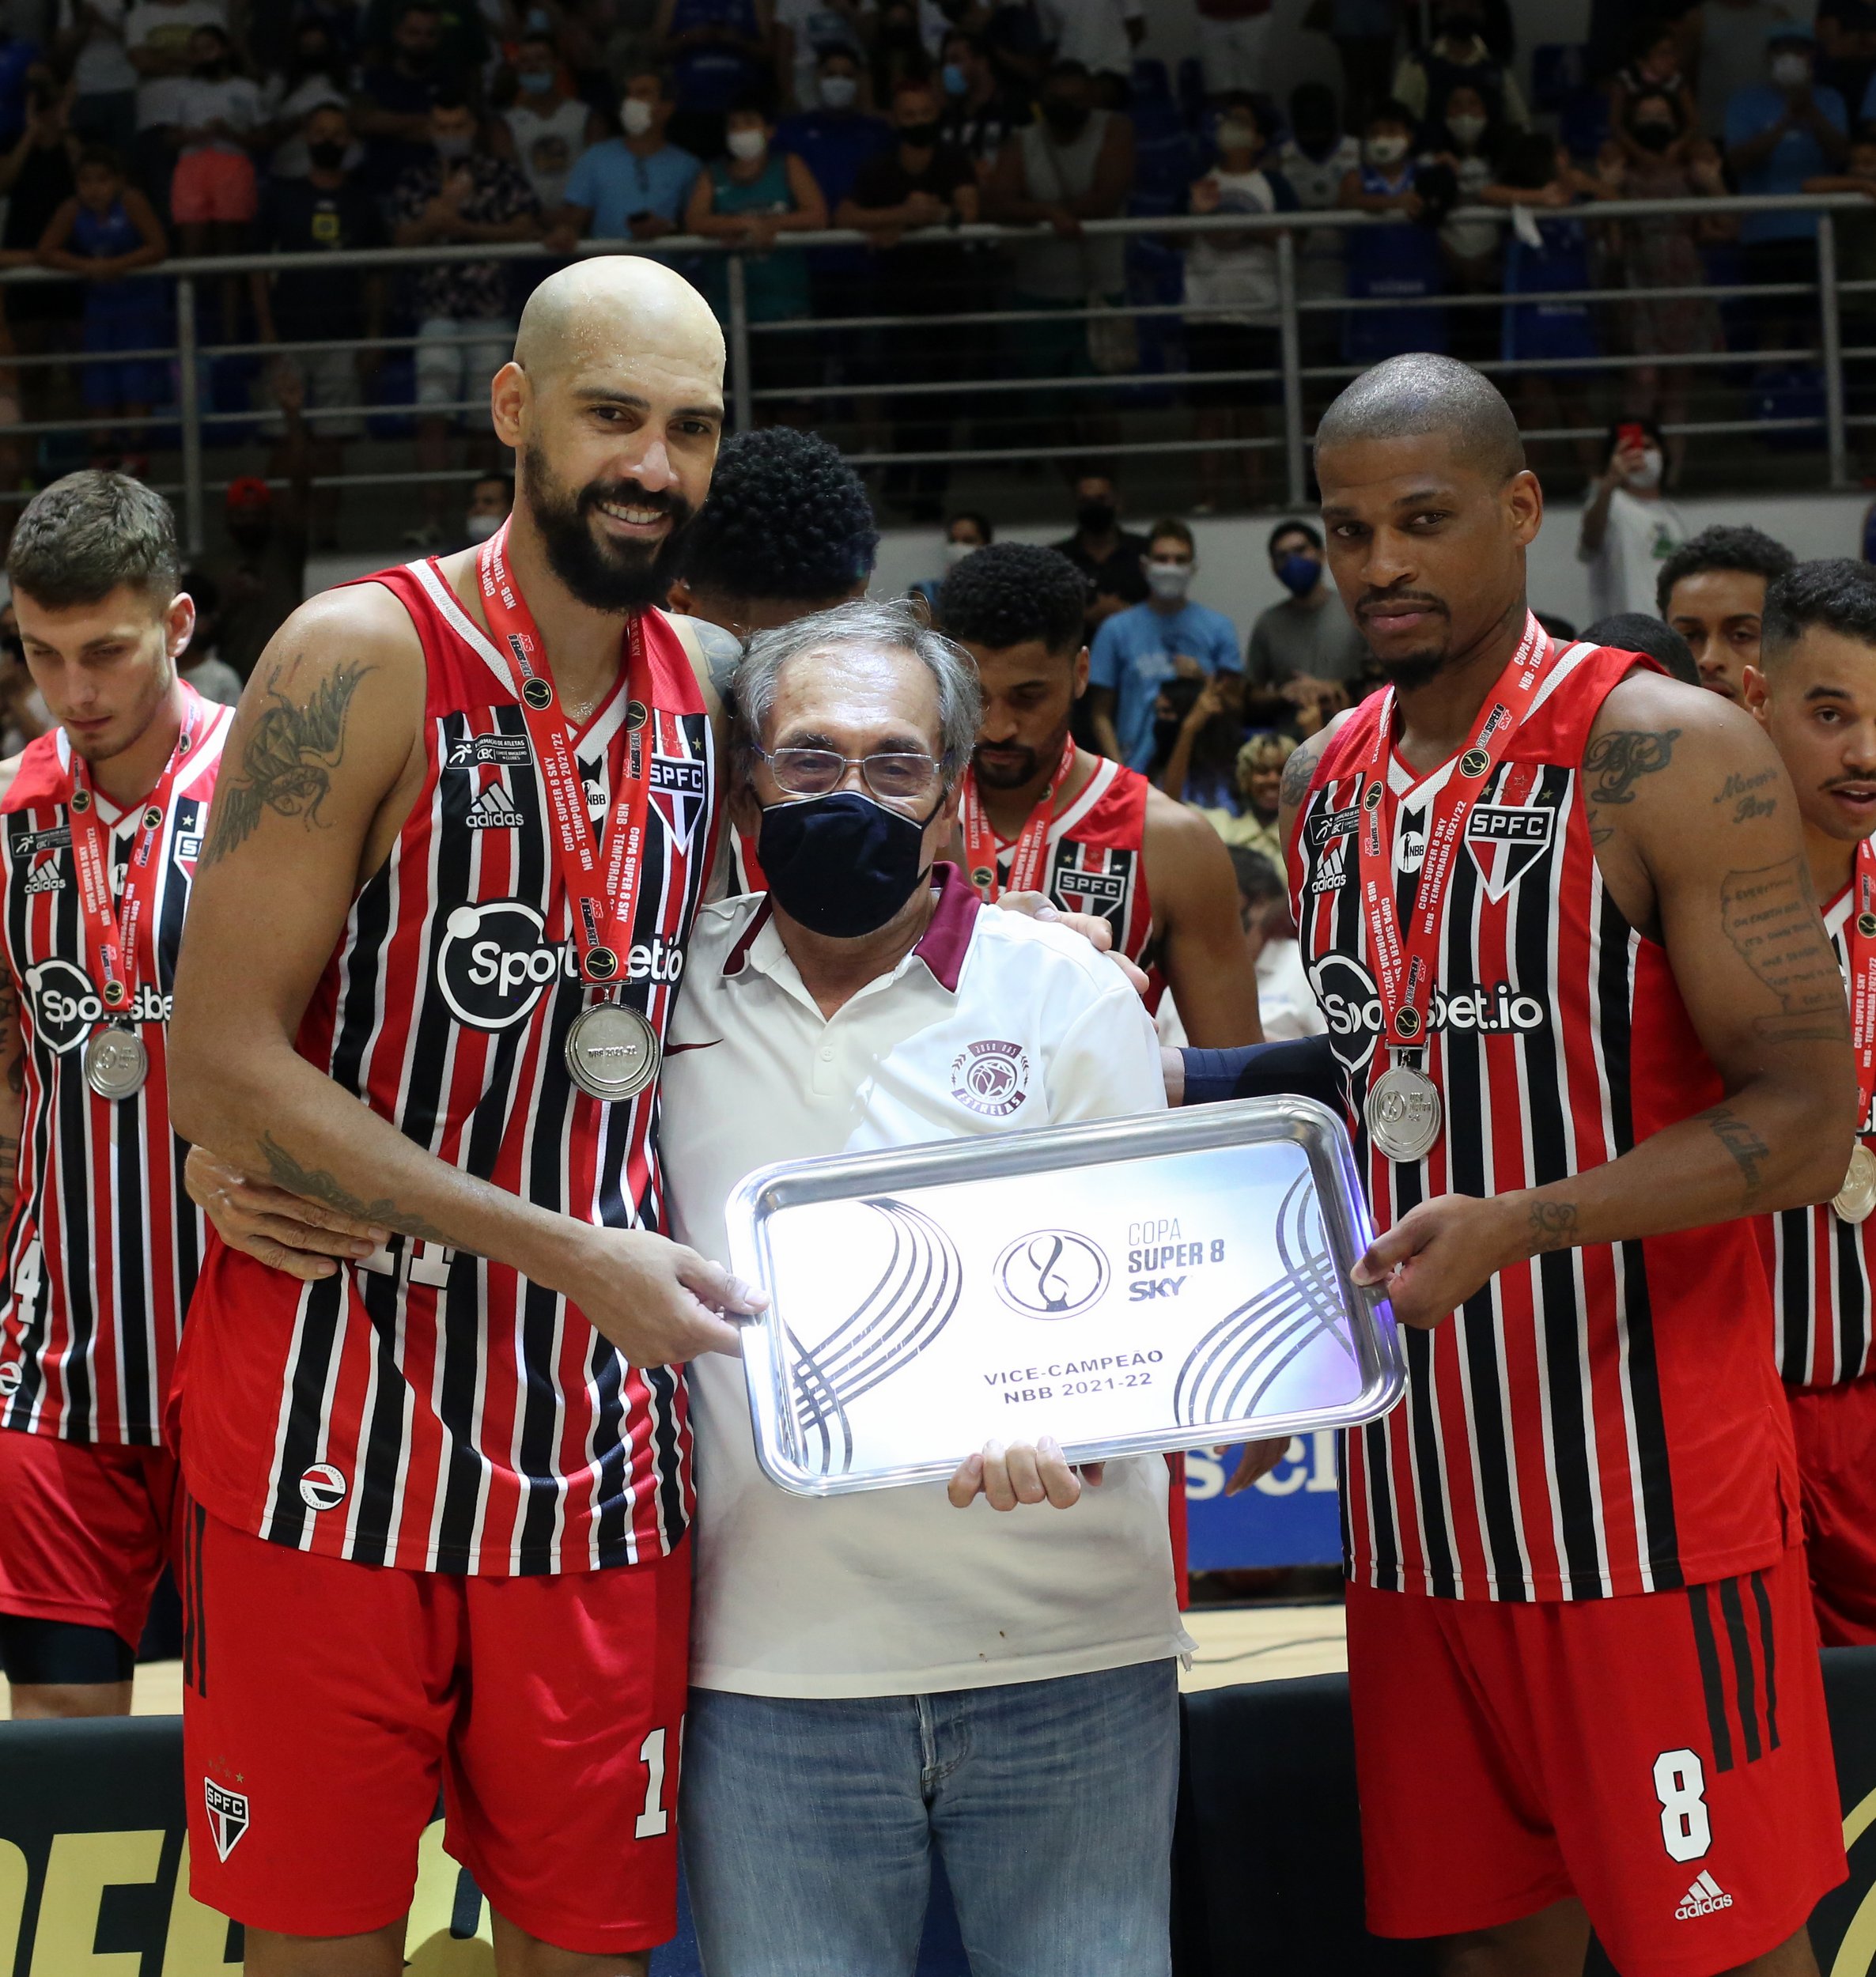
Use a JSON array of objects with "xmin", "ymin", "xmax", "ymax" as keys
[
  {"xmin": 494, "ymin": 256, "xmax": 727, "ymax": 614},
  {"xmin": 1315, "ymin": 353, "xmax": 1526, "ymax": 486},
  {"xmin": 514, "ymin": 255, "xmax": 724, "ymax": 385}
]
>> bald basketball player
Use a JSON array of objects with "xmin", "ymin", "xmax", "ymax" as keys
[
  {"xmin": 1280, "ymin": 355, "xmax": 1850, "ymax": 1977},
  {"xmin": 166, "ymin": 259, "xmax": 759, "ymax": 1977}
]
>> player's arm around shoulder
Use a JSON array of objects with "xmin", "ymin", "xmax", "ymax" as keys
[
  {"xmin": 1143, "ymin": 783, "xmax": 1263, "ymax": 1047},
  {"xmin": 168, "ymin": 581, "xmax": 429, "ymax": 1151},
  {"xmin": 1583, "ymin": 671, "xmax": 1855, "ymax": 1212}
]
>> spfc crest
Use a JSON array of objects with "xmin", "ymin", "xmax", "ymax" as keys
[
  {"xmin": 649, "ymin": 754, "xmax": 708, "ymax": 847},
  {"xmin": 1464, "ymin": 803, "xmax": 1555, "ymax": 902}
]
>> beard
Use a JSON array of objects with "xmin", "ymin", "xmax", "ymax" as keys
[
  {"xmin": 970, "ymin": 720, "xmax": 1068, "ymax": 792},
  {"xmin": 1372, "ymin": 646, "xmax": 1454, "ymax": 692},
  {"xmin": 522, "ymin": 440, "xmax": 697, "ymax": 614}
]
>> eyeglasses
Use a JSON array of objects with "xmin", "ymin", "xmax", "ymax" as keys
[{"xmin": 755, "ymin": 745, "xmax": 944, "ymax": 803}]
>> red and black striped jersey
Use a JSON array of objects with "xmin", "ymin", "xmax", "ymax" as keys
[
  {"xmin": 1762, "ymin": 885, "xmax": 1876, "ymax": 1389},
  {"xmin": 1292, "ymin": 643, "xmax": 1798, "ymax": 1601},
  {"xmin": 0, "ymin": 692, "xmax": 231, "ymax": 1445},
  {"xmin": 989, "ymin": 756, "xmax": 1157, "ymax": 976},
  {"xmin": 173, "ymin": 561, "xmax": 718, "ymax": 1576}
]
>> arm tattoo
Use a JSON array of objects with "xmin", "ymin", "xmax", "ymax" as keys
[
  {"xmin": 200, "ymin": 659, "xmax": 370, "ymax": 868},
  {"xmin": 1700, "ymin": 1104, "xmax": 1773, "ymax": 1209},
  {"xmin": 1715, "ymin": 768, "xmax": 1779, "ymax": 823},
  {"xmin": 1583, "ymin": 728, "xmax": 1680, "ymax": 844},
  {"xmin": 258, "ymin": 1130, "xmax": 462, "ymax": 1251},
  {"xmin": 1527, "ymin": 1200, "xmax": 1578, "ymax": 1253},
  {"xmin": 1720, "ymin": 857, "xmax": 1852, "ymax": 1045},
  {"xmin": 1280, "ymin": 737, "xmax": 1319, "ymax": 811}
]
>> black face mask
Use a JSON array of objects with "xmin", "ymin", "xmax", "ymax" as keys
[
  {"xmin": 195, "ymin": 57, "xmax": 230, "ymax": 78},
  {"xmin": 1076, "ymin": 498, "xmax": 1116, "ymax": 535},
  {"xmin": 1632, "ymin": 120, "xmax": 1675, "ymax": 151},
  {"xmin": 899, "ymin": 118, "xmax": 940, "ymax": 146},
  {"xmin": 308, "ymin": 139, "xmax": 347, "ymax": 170},
  {"xmin": 757, "ymin": 789, "xmax": 938, "ymax": 938},
  {"xmin": 1042, "ymin": 97, "xmax": 1089, "ymax": 139}
]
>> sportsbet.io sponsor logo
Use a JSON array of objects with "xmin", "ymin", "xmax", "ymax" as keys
[
  {"xmin": 25, "ymin": 958, "xmax": 170, "ymax": 1055},
  {"xmin": 436, "ymin": 897, "xmax": 684, "ymax": 1030},
  {"xmin": 1308, "ymin": 951, "xmax": 1549, "ymax": 1077}
]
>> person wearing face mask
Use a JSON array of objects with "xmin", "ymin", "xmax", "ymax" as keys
[
  {"xmin": 686, "ymin": 90, "xmax": 826, "ymax": 397},
  {"xmin": 550, "ymin": 65, "xmax": 702, "ymax": 253},
  {"xmin": 1338, "ymin": 99, "xmax": 1449, "ymax": 365},
  {"xmin": 652, "ymin": 0, "xmax": 773, "ymax": 159},
  {"xmin": 164, "ymin": 21, "xmax": 263, "ymax": 279},
  {"xmin": 1277, "ymin": 83, "xmax": 1361, "ymax": 354},
  {"xmin": 1392, "ymin": 0, "xmax": 1527, "ymax": 131},
  {"xmin": 462, "ymin": 470, "xmax": 512, "ymax": 549},
  {"xmin": 1424, "ymin": 82, "xmax": 1500, "ymax": 364},
  {"xmin": 255, "ymin": 21, "xmax": 354, "ymax": 180},
  {"xmin": 501, "ymin": 28, "xmax": 605, "ymax": 213},
  {"xmin": 1245, "ymin": 520, "xmax": 1366, "ymax": 709},
  {"xmin": 251, "ymin": 103, "xmax": 386, "ymax": 550},
  {"xmin": 936, "ymin": 28, "xmax": 1019, "ymax": 179},
  {"xmin": 985, "ymin": 59, "xmax": 1135, "ymax": 443},
  {"xmin": 388, "ymin": 95, "xmax": 542, "ymax": 544},
  {"xmin": 352, "ymin": 0, "xmax": 472, "ymax": 195},
  {"xmin": 1725, "ymin": 26, "xmax": 1851, "ymax": 350},
  {"xmin": 1184, "ymin": 93, "xmax": 1297, "ymax": 515},
  {"xmin": 1609, "ymin": 24, "xmax": 1698, "ymax": 170},
  {"xmin": 1087, "ymin": 520, "xmax": 1240, "ymax": 769},
  {"xmin": 1602, "ymin": 91, "xmax": 1726, "ymax": 478},
  {"xmin": 770, "ymin": 0, "xmax": 864, "ymax": 112},
  {"xmin": 841, "ymin": 74, "xmax": 981, "ymax": 518},
  {"xmin": 664, "ymin": 599, "xmax": 1192, "ymax": 1977},
  {"xmin": 1577, "ymin": 418, "xmax": 1687, "ymax": 622},
  {"xmin": 1050, "ymin": 468, "xmax": 1152, "ymax": 634},
  {"xmin": 911, "ymin": 510, "xmax": 993, "ymax": 609}
]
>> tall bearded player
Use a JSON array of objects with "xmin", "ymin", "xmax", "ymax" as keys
[
  {"xmin": 165, "ymin": 259, "xmax": 761, "ymax": 1977},
  {"xmin": 1283, "ymin": 356, "xmax": 1850, "ymax": 1977},
  {"xmin": 1745, "ymin": 558, "xmax": 1876, "ymax": 1647},
  {"xmin": 936, "ymin": 542, "xmax": 1262, "ymax": 1046},
  {"xmin": 0, "ymin": 474, "xmax": 239, "ymax": 1718}
]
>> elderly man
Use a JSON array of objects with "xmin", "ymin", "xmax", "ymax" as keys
[{"xmin": 665, "ymin": 597, "xmax": 1190, "ymax": 1977}]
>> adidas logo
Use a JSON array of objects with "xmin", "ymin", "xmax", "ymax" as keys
[
  {"xmin": 466, "ymin": 784, "xmax": 524, "ymax": 831},
  {"xmin": 22, "ymin": 860, "xmax": 63, "ymax": 893},
  {"xmin": 1674, "ymin": 1871, "xmax": 1734, "ymax": 1920}
]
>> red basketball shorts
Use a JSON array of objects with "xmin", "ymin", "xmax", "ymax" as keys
[
  {"xmin": 180, "ymin": 1503, "xmax": 690, "ymax": 1954},
  {"xmin": 1787, "ymin": 1374, "xmax": 1876, "ymax": 1646},
  {"xmin": 0, "ymin": 1425, "xmax": 180, "ymax": 1646},
  {"xmin": 1346, "ymin": 1552, "xmax": 1845, "ymax": 1976}
]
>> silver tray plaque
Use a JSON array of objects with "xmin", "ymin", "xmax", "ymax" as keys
[{"xmin": 724, "ymin": 1097, "xmax": 1405, "ymax": 1497}]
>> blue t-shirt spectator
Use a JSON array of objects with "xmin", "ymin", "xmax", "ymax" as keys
[
  {"xmin": 1727, "ymin": 79, "xmax": 1848, "ymax": 240},
  {"xmin": 1090, "ymin": 599, "xmax": 1242, "ymax": 769},
  {"xmin": 773, "ymin": 102, "xmax": 892, "ymax": 269},
  {"xmin": 562, "ymin": 138, "xmax": 702, "ymax": 236},
  {"xmin": 0, "ymin": 35, "xmax": 43, "ymax": 149}
]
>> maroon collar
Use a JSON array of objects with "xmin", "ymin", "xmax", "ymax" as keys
[{"xmin": 721, "ymin": 863, "xmax": 980, "ymax": 991}]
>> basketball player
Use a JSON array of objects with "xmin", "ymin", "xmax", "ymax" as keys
[
  {"xmin": 1282, "ymin": 356, "xmax": 1850, "ymax": 1977},
  {"xmin": 1744, "ymin": 558, "xmax": 1876, "ymax": 1647},
  {"xmin": 936, "ymin": 541, "xmax": 1263, "ymax": 1046},
  {"xmin": 0, "ymin": 474, "xmax": 245, "ymax": 1719},
  {"xmin": 164, "ymin": 259, "xmax": 760, "ymax": 1976}
]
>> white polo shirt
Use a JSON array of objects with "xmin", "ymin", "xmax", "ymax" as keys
[{"xmin": 662, "ymin": 865, "xmax": 1192, "ymax": 1699}]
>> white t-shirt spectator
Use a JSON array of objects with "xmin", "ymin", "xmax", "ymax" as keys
[
  {"xmin": 61, "ymin": 0, "xmax": 138, "ymax": 97},
  {"xmin": 1279, "ymin": 132, "xmax": 1361, "ymax": 302},
  {"xmin": 1578, "ymin": 487, "xmax": 1686, "ymax": 622},
  {"xmin": 663, "ymin": 872, "xmax": 1190, "ymax": 1700},
  {"xmin": 503, "ymin": 96, "xmax": 592, "ymax": 212},
  {"xmin": 1186, "ymin": 163, "xmax": 1297, "ymax": 323},
  {"xmin": 1035, "ymin": 0, "xmax": 1144, "ymax": 79},
  {"xmin": 125, "ymin": 0, "xmax": 225, "ymax": 123},
  {"xmin": 170, "ymin": 69, "xmax": 263, "ymax": 154}
]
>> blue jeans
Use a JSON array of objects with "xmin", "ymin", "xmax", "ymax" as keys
[{"xmin": 680, "ymin": 1660, "xmax": 1179, "ymax": 1977}]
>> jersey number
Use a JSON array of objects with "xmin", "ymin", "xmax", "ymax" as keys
[
  {"xmin": 635, "ymin": 1726, "xmax": 672, "ymax": 1839},
  {"xmin": 1652, "ymin": 1748, "xmax": 1711, "ymax": 1862},
  {"xmin": 12, "ymin": 1238, "xmax": 41, "ymax": 1328},
  {"xmin": 356, "ymin": 1238, "xmax": 454, "ymax": 1289}
]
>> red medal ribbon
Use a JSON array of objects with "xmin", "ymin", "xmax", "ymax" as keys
[
  {"xmin": 66, "ymin": 686, "xmax": 206, "ymax": 1020},
  {"xmin": 958, "ymin": 738, "xmax": 1076, "ymax": 902},
  {"xmin": 1353, "ymin": 613, "xmax": 1552, "ymax": 1049},
  {"xmin": 475, "ymin": 520, "xmax": 656, "ymax": 985},
  {"xmin": 1846, "ymin": 835, "xmax": 1876, "ymax": 1133}
]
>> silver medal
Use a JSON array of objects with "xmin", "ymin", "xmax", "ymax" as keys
[
  {"xmin": 1365, "ymin": 1059, "xmax": 1442, "ymax": 1162},
  {"xmin": 1834, "ymin": 1142, "xmax": 1876, "ymax": 1224},
  {"xmin": 564, "ymin": 1002, "xmax": 660, "ymax": 1102},
  {"xmin": 83, "ymin": 1026, "xmax": 149, "ymax": 1101}
]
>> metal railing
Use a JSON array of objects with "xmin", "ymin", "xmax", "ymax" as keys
[{"xmin": 1, "ymin": 190, "xmax": 1870, "ymax": 548}]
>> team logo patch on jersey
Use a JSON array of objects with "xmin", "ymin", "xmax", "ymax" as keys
[
  {"xmin": 0, "ymin": 1361, "xmax": 20, "ymax": 1398},
  {"xmin": 436, "ymin": 898, "xmax": 684, "ymax": 1030},
  {"xmin": 176, "ymin": 833, "xmax": 202, "ymax": 864},
  {"xmin": 298, "ymin": 1462, "xmax": 346, "ymax": 1512},
  {"xmin": 995, "ymin": 1230, "xmax": 1109, "ymax": 1319},
  {"xmin": 24, "ymin": 958, "xmax": 170, "ymax": 1053},
  {"xmin": 11, "ymin": 826, "xmax": 69, "ymax": 857},
  {"xmin": 203, "ymin": 1781, "xmax": 250, "ymax": 1862},
  {"xmin": 445, "ymin": 732, "xmax": 531, "ymax": 770},
  {"xmin": 465, "ymin": 783, "xmax": 524, "ymax": 831},
  {"xmin": 1307, "ymin": 794, "xmax": 1362, "ymax": 848},
  {"xmin": 650, "ymin": 754, "xmax": 707, "ymax": 847},
  {"xmin": 951, "ymin": 1039, "xmax": 1031, "ymax": 1117},
  {"xmin": 22, "ymin": 856, "xmax": 64, "ymax": 894},
  {"xmin": 1049, "ymin": 844, "xmax": 1137, "ymax": 938},
  {"xmin": 1464, "ymin": 803, "xmax": 1556, "ymax": 901},
  {"xmin": 1397, "ymin": 813, "xmax": 1427, "ymax": 876}
]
